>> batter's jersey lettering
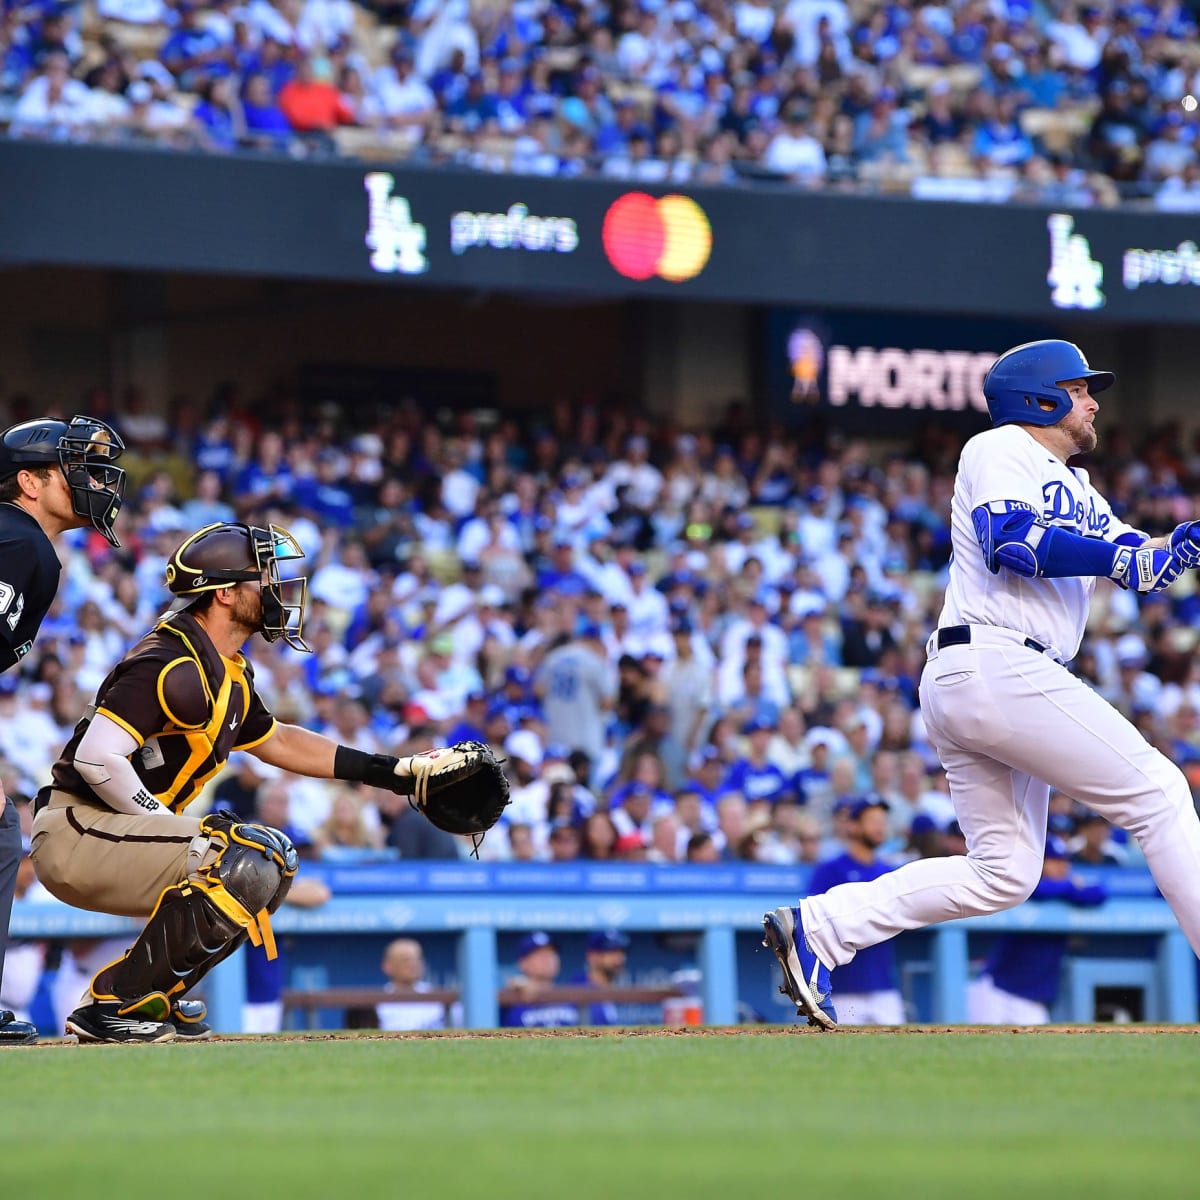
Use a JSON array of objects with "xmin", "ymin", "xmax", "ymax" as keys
[
  {"xmin": 52, "ymin": 610, "xmax": 276, "ymax": 812},
  {"xmin": 0, "ymin": 503, "xmax": 63, "ymax": 672},
  {"xmin": 941, "ymin": 424, "xmax": 1142, "ymax": 660}
]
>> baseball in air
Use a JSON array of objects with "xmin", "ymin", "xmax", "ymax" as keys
[{"xmin": 1183, "ymin": 95, "xmax": 1197, "ymax": 112}]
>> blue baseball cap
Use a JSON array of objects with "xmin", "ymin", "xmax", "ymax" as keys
[
  {"xmin": 847, "ymin": 794, "xmax": 890, "ymax": 820},
  {"xmin": 517, "ymin": 931, "xmax": 556, "ymax": 958},
  {"xmin": 1045, "ymin": 835, "xmax": 1070, "ymax": 860},
  {"xmin": 909, "ymin": 813, "xmax": 939, "ymax": 836},
  {"xmin": 742, "ymin": 715, "xmax": 775, "ymax": 735},
  {"xmin": 1047, "ymin": 812, "xmax": 1075, "ymax": 837},
  {"xmin": 587, "ymin": 929, "xmax": 630, "ymax": 952},
  {"xmin": 505, "ymin": 665, "xmax": 531, "ymax": 686}
]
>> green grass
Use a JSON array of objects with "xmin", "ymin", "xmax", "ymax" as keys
[{"xmin": 3, "ymin": 1031, "xmax": 1199, "ymax": 1200}]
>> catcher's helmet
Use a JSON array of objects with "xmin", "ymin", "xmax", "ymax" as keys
[
  {"xmin": 0, "ymin": 415, "xmax": 126, "ymax": 547},
  {"xmin": 983, "ymin": 340, "xmax": 1115, "ymax": 429},
  {"xmin": 164, "ymin": 522, "xmax": 310, "ymax": 651}
]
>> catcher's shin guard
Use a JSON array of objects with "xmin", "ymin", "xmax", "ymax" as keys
[{"xmin": 91, "ymin": 818, "xmax": 298, "ymax": 1003}]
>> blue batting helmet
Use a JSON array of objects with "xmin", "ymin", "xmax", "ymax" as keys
[{"xmin": 983, "ymin": 340, "xmax": 1115, "ymax": 428}]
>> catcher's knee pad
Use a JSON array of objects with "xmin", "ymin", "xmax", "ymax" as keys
[
  {"xmin": 90, "ymin": 817, "xmax": 298, "ymax": 1004},
  {"xmin": 205, "ymin": 818, "xmax": 299, "ymax": 918}
]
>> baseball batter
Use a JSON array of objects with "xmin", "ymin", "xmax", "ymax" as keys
[{"xmin": 764, "ymin": 339, "xmax": 1200, "ymax": 1028}]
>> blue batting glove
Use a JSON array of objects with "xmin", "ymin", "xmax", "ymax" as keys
[{"xmin": 1169, "ymin": 522, "xmax": 1200, "ymax": 570}]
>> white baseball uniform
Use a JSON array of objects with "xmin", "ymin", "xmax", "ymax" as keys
[
  {"xmin": 966, "ymin": 974, "xmax": 1050, "ymax": 1026},
  {"xmin": 801, "ymin": 423, "xmax": 1200, "ymax": 971}
]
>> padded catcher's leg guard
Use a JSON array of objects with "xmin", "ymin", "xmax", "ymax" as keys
[{"xmin": 90, "ymin": 818, "xmax": 298, "ymax": 1004}]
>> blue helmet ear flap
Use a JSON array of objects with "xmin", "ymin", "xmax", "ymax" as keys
[{"xmin": 983, "ymin": 340, "xmax": 1114, "ymax": 428}]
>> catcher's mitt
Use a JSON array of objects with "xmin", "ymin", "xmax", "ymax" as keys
[{"xmin": 398, "ymin": 741, "xmax": 510, "ymax": 854}]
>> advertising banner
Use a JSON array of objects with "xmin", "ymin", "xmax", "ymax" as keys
[
  {"xmin": 762, "ymin": 310, "xmax": 1049, "ymax": 433},
  {"xmin": 1, "ymin": 142, "xmax": 1197, "ymax": 323}
]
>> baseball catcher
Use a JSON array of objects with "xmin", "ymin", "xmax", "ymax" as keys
[{"xmin": 29, "ymin": 521, "xmax": 509, "ymax": 1043}]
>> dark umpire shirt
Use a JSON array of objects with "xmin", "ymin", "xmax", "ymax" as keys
[
  {"xmin": 52, "ymin": 610, "xmax": 276, "ymax": 813},
  {"xmin": 0, "ymin": 502, "xmax": 64, "ymax": 672}
]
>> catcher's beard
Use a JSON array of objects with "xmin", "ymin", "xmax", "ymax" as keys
[{"xmin": 232, "ymin": 587, "xmax": 265, "ymax": 641}]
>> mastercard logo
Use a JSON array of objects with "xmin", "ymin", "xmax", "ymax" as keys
[{"xmin": 602, "ymin": 192, "xmax": 712, "ymax": 282}]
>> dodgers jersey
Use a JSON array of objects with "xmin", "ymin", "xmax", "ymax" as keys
[{"xmin": 940, "ymin": 425, "xmax": 1143, "ymax": 661}]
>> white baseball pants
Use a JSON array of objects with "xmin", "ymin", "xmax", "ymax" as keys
[
  {"xmin": 967, "ymin": 974, "xmax": 1051, "ymax": 1025},
  {"xmin": 802, "ymin": 627, "xmax": 1200, "ymax": 968}
]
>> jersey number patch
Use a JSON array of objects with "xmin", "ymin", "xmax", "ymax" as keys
[{"xmin": 0, "ymin": 581, "xmax": 26, "ymax": 631}]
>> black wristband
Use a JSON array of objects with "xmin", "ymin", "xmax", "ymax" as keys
[{"xmin": 334, "ymin": 745, "xmax": 405, "ymax": 791}]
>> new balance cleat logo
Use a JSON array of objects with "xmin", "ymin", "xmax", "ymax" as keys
[{"xmin": 66, "ymin": 1001, "xmax": 177, "ymax": 1044}]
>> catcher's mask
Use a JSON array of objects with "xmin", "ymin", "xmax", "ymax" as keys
[
  {"xmin": 0, "ymin": 414, "xmax": 126, "ymax": 548},
  {"xmin": 164, "ymin": 522, "xmax": 310, "ymax": 651}
]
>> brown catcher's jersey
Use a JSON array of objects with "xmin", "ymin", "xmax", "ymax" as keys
[{"xmin": 52, "ymin": 610, "xmax": 276, "ymax": 813}]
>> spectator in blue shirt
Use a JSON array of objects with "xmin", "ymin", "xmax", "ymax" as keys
[
  {"xmin": 536, "ymin": 540, "xmax": 592, "ymax": 597},
  {"xmin": 445, "ymin": 690, "xmax": 490, "ymax": 746},
  {"xmin": 192, "ymin": 75, "xmax": 243, "ymax": 152},
  {"xmin": 237, "ymin": 33, "xmax": 294, "ymax": 99},
  {"xmin": 725, "ymin": 717, "xmax": 791, "ymax": 807},
  {"xmin": 724, "ymin": 657, "xmax": 783, "ymax": 733},
  {"xmin": 807, "ymin": 796, "xmax": 905, "ymax": 1024},
  {"xmin": 446, "ymin": 70, "xmax": 499, "ymax": 133},
  {"xmin": 967, "ymin": 837, "xmax": 1107, "ymax": 1025},
  {"xmin": 1018, "ymin": 45, "xmax": 1067, "ymax": 110},
  {"xmin": 493, "ymin": 58, "xmax": 528, "ymax": 134},
  {"xmin": 683, "ymin": 745, "xmax": 734, "ymax": 810},
  {"xmin": 853, "ymin": 85, "xmax": 910, "ymax": 163},
  {"xmin": 971, "ymin": 93, "xmax": 1035, "ymax": 168},
  {"xmin": 294, "ymin": 451, "xmax": 356, "ymax": 528},
  {"xmin": 192, "ymin": 414, "xmax": 237, "ymax": 480},
  {"xmin": 428, "ymin": 47, "xmax": 470, "ymax": 108},
  {"xmin": 595, "ymin": 96, "xmax": 650, "ymax": 154},
  {"xmin": 234, "ymin": 429, "xmax": 294, "ymax": 509},
  {"xmin": 241, "ymin": 72, "xmax": 291, "ymax": 148},
  {"xmin": 160, "ymin": 0, "xmax": 231, "ymax": 90},
  {"xmin": 793, "ymin": 727, "xmax": 839, "ymax": 810}
]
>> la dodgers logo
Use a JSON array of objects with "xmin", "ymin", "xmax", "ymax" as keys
[
  {"xmin": 1042, "ymin": 480, "xmax": 1110, "ymax": 534},
  {"xmin": 1047, "ymin": 213, "xmax": 1104, "ymax": 311}
]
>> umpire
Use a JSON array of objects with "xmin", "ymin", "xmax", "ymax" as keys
[{"xmin": 0, "ymin": 415, "xmax": 127, "ymax": 1046}]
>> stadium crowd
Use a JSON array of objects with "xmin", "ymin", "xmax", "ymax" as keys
[
  {"xmin": 0, "ymin": 384, "xmax": 1195, "ymax": 878},
  {"xmin": 0, "ymin": 0, "xmax": 1197, "ymax": 206}
]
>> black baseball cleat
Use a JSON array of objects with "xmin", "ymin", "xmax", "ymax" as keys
[
  {"xmin": 170, "ymin": 999, "xmax": 213, "ymax": 1040},
  {"xmin": 66, "ymin": 993, "xmax": 177, "ymax": 1044},
  {"xmin": 0, "ymin": 1009, "xmax": 37, "ymax": 1045}
]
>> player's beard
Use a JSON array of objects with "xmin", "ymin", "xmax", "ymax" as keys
[{"xmin": 1061, "ymin": 410, "xmax": 1098, "ymax": 455}]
